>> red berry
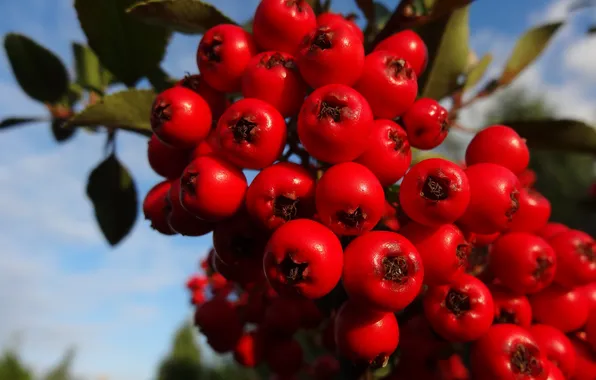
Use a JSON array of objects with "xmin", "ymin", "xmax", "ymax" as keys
[
  {"xmin": 180, "ymin": 155, "xmax": 247, "ymax": 221},
  {"xmin": 241, "ymin": 51, "xmax": 307, "ymax": 117},
  {"xmin": 490, "ymin": 284, "xmax": 533, "ymax": 328},
  {"xmin": 399, "ymin": 158, "xmax": 471, "ymax": 226},
  {"xmin": 354, "ymin": 51, "xmax": 418, "ymax": 119},
  {"xmin": 147, "ymin": 134, "xmax": 190, "ymax": 179},
  {"xmin": 529, "ymin": 284, "xmax": 589, "ymax": 333},
  {"xmin": 343, "ymin": 231, "xmax": 424, "ymax": 311},
  {"xmin": 190, "ymin": 129, "xmax": 219, "ymax": 160},
  {"xmin": 177, "ymin": 73, "xmax": 229, "ymax": 119},
  {"xmin": 583, "ymin": 282, "xmax": 596, "ymax": 312},
  {"xmin": 355, "ymin": 119, "xmax": 412, "ymax": 186},
  {"xmin": 315, "ymin": 162, "xmax": 385, "ymax": 236},
  {"xmin": 374, "ymin": 30, "xmax": 428, "ymax": 77},
  {"xmin": 190, "ymin": 289, "xmax": 205, "ymax": 305},
  {"xmin": 211, "ymin": 251, "xmax": 250, "ymax": 284},
  {"xmin": 197, "ymin": 24, "xmax": 256, "ymax": 93},
  {"xmin": 312, "ymin": 354, "xmax": 340, "ymax": 380},
  {"xmin": 424, "ymin": 274, "xmax": 494, "ymax": 342},
  {"xmin": 186, "ymin": 275, "xmax": 208, "ymax": 290},
  {"xmin": 470, "ymin": 324, "xmax": 549, "ymax": 380},
  {"xmin": 264, "ymin": 219, "xmax": 343, "ymax": 299},
  {"xmin": 296, "ymin": 22, "xmax": 365, "ymax": 88},
  {"xmin": 143, "ymin": 180, "xmax": 176, "ymax": 235},
  {"xmin": 538, "ymin": 223, "xmax": 569, "ymax": 241},
  {"xmin": 167, "ymin": 178, "xmax": 214, "ymax": 236},
  {"xmin": 549, "ymin": 229, "xmax": 596, "ymax": 288},
  {"xmin": 465, "ymin": 125, "xmax": 530, "ymax": 175},
  {"xmin": 529, "ymin": 324, "xmax": 576, "ymax": 378},
  {"xmin": 263, "ymin": 297, "xmax": 302, "ymax": 336},
  {"xmin": 316, "ymin": 12, "xmax": 364, "ymax": 42},
  {"xmin": 194, "ymin": 297, "xmax": 241, "ymax": 335},
  {"xmin": 586, "ymin": 312, "xmax": 596, "ymax": 352},
  {"xmin": 265, "ymin": 338, "xmax": 304, "ymax": 376},
  {"xmin": 253, "ymin": 0, "xmax": 316, "ymax": 55},
  {"xmin": 518, "ymin": 168, "xmax": 537, "ymax": 189},
  {"xmin": 490, "ymin": 232, "xmax": 556, "ymax": 295},
  {"xmin": 234, "ymin": 331, "xmax": 263, "ymax": 368},
  {"xmin": 508, "ymin": 189, "xmax": 551, "ymax": 233},
  {"xmin": 297, "ymin": 84, "xmax": 373, "ymax": 163},
  {"xmin": 571, "ymin": 338, "xmax": 596, "ymax": 380},
  {"xmin": 401, "ymin": 98, "xmax": 450, "ymax": 150},
  {"xmin": 458, "ymin": 163, "xmax": 521, "ymax": 234},
  {"xmin": 215, "ymin": 98, "xmax": 287, "ymax": 169},
  {"xmin": 150, "ymin": 86, "xmax": 212, "ymax": 148},
  {"xmin": 334, "ymin": 300, "xmax": 399, "ymax": 366}
]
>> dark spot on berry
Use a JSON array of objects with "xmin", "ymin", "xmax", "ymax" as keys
[
  {"xmin": 286, "ymin": 0, "xmax": 305, "ymax": 12},
  {"xmin": 421, "ymin": 175, "xmax": 450, "ymax": 201},
  {"xmin": 279, "ymin": 254, "xmax": 308, "ymax": 284},
  {"xmin": 494, "ymin": 308, "xmax": 519, "ymax": 325},
  {"xmin": 387, "ymin": 59, "xmax": 414, "ymax": 80},
  {"xmin": 456, "ymin": 243, "xmax": 470, "ymax": 266},
  {"xmin": 510, "ymin": 344, "xmax": 543, "ymax": 376},
  {"xmin": 231, "ymin": 117, "xmax": 258, "ymax": 143},
  {"xmin": 388, "ymin": 129, "xmax": 406, "ymax": 152},
  {"xmin": 273, "ymin": 195, "xmax": 299, "ymax": 222},
  {"xmin": 441, "ymin": 118, "xmax": 451, "ymax": 133},
  {"xmin": 344, "ymin": 13, "xmax": 358, "ymax": 22},
  {"xmin": 382, "ymin": 256, "xmax": 409, "ymax": 283},
  {"xmin": 311, "ymin": 29, "xmax": 332, "ymax": 51},
  {"xmin": 370, "ymin": 353, "xmax": 389, "ymax": 369},
  {"xmin": 445, "ymin": 289, "xmax": 470, "ymax": 317},
  {"xmin": 578, "ymin": 241, "xmax": 596, "ymax": 262},
  {"xmin": 180, "ymin": 74, "xmax": 201, "ymax": 93},
  {"xmin": 318, "ymin": 101, "xmax": 342, "ymax": 122},
  {"xmin": 151, "ymin": 101, "xmax": 172, "ymax": 129},
  {"xmin": 261, "ymin": 52, "xmax": 296, "ymax": 70},
  {"xmin": 533, "ymin": 255, "xmax": 554, "ymax": 279},
  {"xmin": 181, "ymin": 171, "xmax": 198, "ymax": 196},
  {"xmin": 337, "ymin": 207, "xmax": 366, "ymax": 228},
  {"xmin": 201, "ymin": 37, "xmax": 223, "ymax": 63},
  {"xmin": 506, "ymin": 189, "xmax": 520, "ymax": 221}
]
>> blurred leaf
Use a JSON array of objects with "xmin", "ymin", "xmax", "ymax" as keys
[
  {"xmin": 374, "ymin": 2, "xmax": 392, "ymax": 30},
  {"xmin": 464, "ymin": 53, "xmax": 492, "ymax": 90},
  {"xmin": 242, "ymin": 18, "xmax": 254, "ymax": 33},
  {"xmin": 588, "ymin": 25, "xmax": 596, "ymax": 34},
  {"xmin": 505, "ymin": 119, "xmax": 596, "ymax": 154},
  {"xmin": 86, "ymin": 154, "xmax": 138, "ymax": 246},
  {"xmin": 356, "ymin": 0, "xmax": 375, "ymax": 22},
  {"xmin": 73, "ymin": 43, "xmax": 113, "ymax": 93},
  {"xmin": 569, "ymin": 0, "xmax": 596, "ymax": 11},
  {"xmin": 0, "ymin": 117, "xmax": 46, "ymax": 130},
  {"xmin": 417, "ymin": 6, "xmax": 470, "ymax": 100},
  {"xmin": 127, "ymin": 0, "xmax": 237, "ymax": 34},
  {"xmin": 66, "ymin": 89, "xmax": 155, "ymax": 137},
  {"xmin": 499, "ymin": 22, "xmax": 563, "ymax": 86},
  {"xmin": 147, "ymin": 66, "xmax": 176, "ymax": 92},
  {"xmin": 75, "ymin": 0, "xmax": 171, "ymax": 87},
  {"xmin": 4, "ymin": 33, "xmax": 69, "ymax": 103},
  {"xmin": 51, "ymin": 118, "xmax": 77, "ymax": 143}
]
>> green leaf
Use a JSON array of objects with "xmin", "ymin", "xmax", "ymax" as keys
[
  {"xmin": 86, "ymin": 153, "xmax": 138, "ymax": 246},
  {"xmin": 242, "ymin": 18, "xmax": 254, "ymax": 33},
  {"xmin": 0, "ymin": 117, "xmax": 46, "ymax": 130},
  {"xmin": 147, "ymin": 66, "xmax": 177, "ymax": 92},
  {"xmin": 505, "ymin": 119, "xmax": 596, "ymax": 154},
  {"xmin": 73, "ymin": 43, "xmax": 113, "ymax": 93},
  {"xmin": 75, "ymin": 0, "xmax": 171, "ymax": 87},
  {"xmin": 126, "ymin": 0, "xmax": 236, "ymax": 34},
  {"xmin": 66, "ymin": 89, "xmax": 155, "ymax": 137},
  {"xmin": 417, "ymin": 6, "xmax": 470, "ymax": 100},
  {"xmin": 499, "ymin": 22, "xmax": 563, "ymax": 86},
  {"xmin": 374, "ymin": 2, "xmax": 392, "ymax": 30},
  {"xmin": 356, "ymin": 0, "xmax": 375, "ymax": 22},
  {"xmin": 4, "ymin": 33, "xmax": 69, "ymax": 103},
  {"xmin": 51, "ymin": 118, "xmax": 77, "ymax": 143},
  {"xmin": 464, "ymin": 53, "xmax": 492, "ymax": 90}
]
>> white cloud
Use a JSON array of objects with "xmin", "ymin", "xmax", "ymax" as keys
[
  {"xmin": 529, "ymin": 0, "xmax": 570, "ymax": 24},
  {"xmin": 564, "ymin": 36, "xmax": 596, "ymax": 82}
]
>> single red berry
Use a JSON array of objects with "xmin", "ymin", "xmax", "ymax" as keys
[
  {"xmin": 583, "ymin": 282, "xmax": 596, "ymax": 312},
  {"xmin": 401, "ymin": 98, "xmax": 450, "ymax": 150},
  {"xmin": 186, "ymin": 275, "xmax": 208, "ymax": 291},
  {"xmin": 465, "ymin": 125, "xmax": 530, "ymax": 175},
  {"xmin": 177, "ymin": 73, "xmax": 229, "ymax": 119},
  {"xmin": 253, "ymin": 0, "xmax": 316, "ymax": 55},
  {"xmin": 263, "ymin": 297, "xmax": 302, "ymax": 336},
  {"xmin": 374, "ymin": 30, "xmax": 428, "ymax": 76},
  {"xmin": 197, "ymin": 24, "xmax": 256, "ymax": 93},
  {"xmin": 571, "ymin": 338, "xmax": 596, "ymax": 380},
  {"xmin": 490, "ymin": 232, "xmax": 556, "ymax": 295},
  {"xmin": 263, "ymin": 219, "xmax": 343, "ymax": 299},
  {"xmin": 316, "ymin": 12, "xmax": 364, "ymax": 42},
  {"xmin": 549, "ymin": 229, "xmax": 596, "ymax": 288},
  {"xmin": 508, "ymin": 189, "xmax": 551, "ymax": 233},
  {"xmin": 334, "ymin": 300, "xmax": 399, "ymax": 367},
  {"xmin": 529, "ymin": 324, "xmax": 576, "ymax": 378},
  {"xmin": 206, "ymin": 321, "xmax": 244, "ymax": 354},
  {"xmin": 312, "ymin": 354, "xmax": 340, "ymax": 380},
  {"xmin": 490, "ymin": 284, "xmax": 533, "ymax": 328},
  {"xmin": 216, "ymin": 98, "xmax": 287, "ymax": 169},
  {"xmin": 424, "ymin": 274, "xmax": 494, "ymax": 342},
  {"xmin": 355, "ymin": 119, "xmax": 412, "ymax": 187},
  {"xmin": 147, "ymin": 134, "xmax": 190, "ymax": 179},
  {"xmin": 343, "ymin": 231, "xmax": 424, "ymax": 311},
  {"xmin": 470, "ymin": 324, "xmax": 549, "ymax": 380},
  {"xmin": 143, "ymin": 180, "xmax": 176, "ymax": 235},
  {"xmin": 265, "ymin": 338, "xmax": 304, "ymax": 376},
  {"xmin": 180, "ymin": 155, "xmax": 247, "ymax": 221},
  {"xmin": 241, "ymin": 51, "xmax": 307, "ymax": 117},
  {"xmin": 315, "ymin": 162, "xmax": 385, "ymax": 236},
  {"xmin": 190, "ymin": 289, "xmax": 205, "ymax": 305},
  {"xmin": 297, "ymin": 84, "xmax": 373, "ymax": 163},
  {"xmin": 150, "ymin": 86, "xmax": 212, "ymax": 148},
  {"xmin": 234, "ymin": 331, "xmax": 263, "ymax": 368},
  {"xmin": 190, "ymin": 129, "xmax": 219, "ymax": 160},
  {"xmin": 538, "ymin": 223, "xmax": 569, "ymax": 241},
  {"xmin": 518, "ymin": 168, "xmax": 537, "ymax": 189},
  {"xmin": 354, "ymin": 51, "xmax": 418, "ymax": 119},
  {"xmin": 458, "ymin": 163, "xmax": 521, "ymax": 234},
  {"xmin": 167, "ymin": 178, "xmax": 214, "ymax": 236},
  {"xmin": 529, "ymin": 284, "xmax": 589, "ymax": 333},
  {"xmin": 194, "ymin": 296, "xmax": 241, "ymax": 335},
  {"xmin": 464, "ymin": 231, "xmax": 501, "ymax": 247},
  {"xmin": 399, "ymin": 158, "xmax": 471, "ymax": 226},
  {"xmin": 296, "ymin": 22, "xmax": 365, "ymax": 88},
  {"xmin": 246, "ymin": 162, "xmax": 316, "ymax": 231}
]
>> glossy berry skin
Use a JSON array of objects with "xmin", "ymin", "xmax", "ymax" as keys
[
  {"xmin": 143, "ymin": 180, "xmax": 176, "ymax": 235},
  {"xmin": 355, "ymin": 120, "xmax": 412, "ymax": 186},
  {"xmin": 424, "ymin": 274, "xmax": 494, "ymax": 342},
  {"xmin": 490, "ymin": 232, "xmax": 556, "ymax": 295},
  {"xmin": 458, "ymin": 163, "xmax": 521, "ymax": 234},
  {"xmin": 216, "ymin": 98, "xmax": 287, "ymax": 169},
  {"xmin": 571, "ymin": 338, "xmax": 596, "ymax": 380},
  {"xmin": 180, "ymin": 156, "xmax": 247, "ymax": 221},
  {"xmin": 197, "ymin": 24, "xmax": 256, "ymax": 93},
  {"xmin": 297, "ymin": 84, "xmax": 373, "ymax": 163},
  {"xmin": 316, "ymin": 12, "xmax": 364, "ymax": 42},
  {"xmin": 538, "ymin": 223, "xmax": 568, "ymax": 241},
  {"xmin": 529, "ymin": 324, "xmax": 576, "ymax": 378},
  {"xmin": 252, "ymin": 0, "xmax": 316, "ymax": 55},
  {"xmin": 241, "ymin": 52, "xmax": 307, "ymax": 118},
  {"xmin": 147, "ymin": 134, "xmax": 189, "ymax": 179},
  {"xmin": 583, "ymin": 282, "xmax": 596, "ymax": 312},
  {"xmin": 399, "ymin": 158, "xmax": 471, "ymax": 226},
  {"xmin": 549, "ymin": 229, "xmax": 596, "ymax": 288},
  {"xmin": 466, "ymin": 125, "xmax": 530, "ymax": 175},
  {"xmin": 150, "ymin": 86, "xmax": 212, "ymax": 148},
  {"xmin": 529, "ymin": 284, "xmax": 589, "ymax": 333},
  {"xmin": 508, "ymin": 189, "xmax": 551, "ymax": 233},
  {"xmin": 246, "ymin": 162, "xmax": 315, "ymax": 231},
  {"xmin": 334, "ymin": 300, "xmax": 399, "ymax": 366},
  {"xmin": 343, "ymin": 231, "xmax": 424, "ymax": 312},
  {"xmin": 470, "ymin": 324, "xmax": 549, "ymax": 380},
  {"xmin": 374, "ymin": 30, "xmax": 428, "ymax": 76},
  {"xmin": 401, "ymin": 98, "xmax": 450, "ymax": 150},
  {"xmin": 546, "ymin": 362, "xmax": 566, "ymax": 380},
  {"xmin": 265, "ymin": 338, "xmax": 304, "ymax": 376},
  {"xmin": 490, "ymin": 285, "xmax": 532, "ymax": 328},
  {"xmin": 399, "ymin": 222, "xmax": 469, "ymax": 286},
  {"xmin": 296, "ymin": 22, "xmax": 364, "ymax": 88},
  {"xmin": 315, "ymin": 162, "xmax": 385, "ymax": 236},
  {"xmin": 263, "ymin": 219, "xmax": 343, "ymax": 299},
  {"xmin": 234, "ymin": 331, "xmax": 263, "ymax": 368},
  {"xmin": 176, "ymin": 74, "xmax": 229, "ymax": 119},
  {"xmin": 354, "ymin": 51, "xmax": 418, "ymax": 119},
  {"xmin": 167, "ymin": 178, "xmax": 214, "ymax": 236}
]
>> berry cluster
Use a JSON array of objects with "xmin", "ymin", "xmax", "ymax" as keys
[{"xmin": 142, "ymin": 0, "xmax": 596, "ymax": 378}]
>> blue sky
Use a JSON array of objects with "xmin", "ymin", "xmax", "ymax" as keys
[{"xmin": 0, "ymin": 1, "xmax": 594, "ymax": 379}]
